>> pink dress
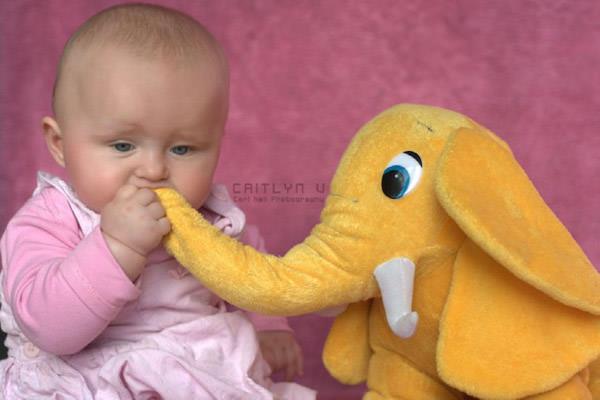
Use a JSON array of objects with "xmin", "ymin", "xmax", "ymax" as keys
[{"xmin": 0, "ymin": 172, "xmax": 316, "ymax": 400}]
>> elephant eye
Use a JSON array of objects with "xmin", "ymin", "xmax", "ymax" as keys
[{"xmin": 381, "ymin": 151, "xmax": 423, "ymax": 199}]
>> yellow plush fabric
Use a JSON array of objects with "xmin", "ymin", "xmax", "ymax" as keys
[
  {"xmin": 589, "ymin": 359, "xmax": 600, "ymax": 398},
  {"xmin": 437, "ymin": 240, "xmax": 600, "ymax": 399},
  {"xmin": 322, "ymin": 301, "xmax": 372, "ymax": 384},
  {"xmin": 156, "ymin": 191, "xmax": 379, "ymax": 315},
  {"xmin": 156, "ymin": 104, "xmax": 600, "ymax": 399},
  {"xmin": 524, "ymin": 372, "xmax": 593, "ymax": 400},
  {"xmin": 435, "ymin": 127, "xmax": 600, "ymax": 398}
]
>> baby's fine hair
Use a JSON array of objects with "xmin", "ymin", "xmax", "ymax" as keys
[{"xmin": 52, "ymin": 2, "xmax": 226, "ymax": 114}]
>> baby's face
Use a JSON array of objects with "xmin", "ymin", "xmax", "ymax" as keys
[{"xmin": 50, "ymin": 45, "xmax": 228, "ymax": 212}]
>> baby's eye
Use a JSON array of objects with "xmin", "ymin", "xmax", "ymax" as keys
[
  {"xmin": 112, "ymin": 142, "xmax": 134, "ymax": 152},
  {"xmin": 171, "ymin": 145, "xmax": 190, "ymax": 155}
]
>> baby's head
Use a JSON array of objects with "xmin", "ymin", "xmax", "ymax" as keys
[{"xmin": 43, "ymin": 3, "xmax": 229, "ymax": 212}]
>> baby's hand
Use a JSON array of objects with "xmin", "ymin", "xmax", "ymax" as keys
[
  {"xmin": 257, "ymin": 330, "xmax": 304, "ymax": 381},
  {"xmin": 101, "ymin": 183, "xmax": 171, "ymax": 280}
]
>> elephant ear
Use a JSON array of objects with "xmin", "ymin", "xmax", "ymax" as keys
[
  {"xmin": 436, "ymin": 127, "xmax": 600, "ymax": 313},
  {"xmin": 434, "ymin": 127, "xmax": 600, "ymax": 398}
]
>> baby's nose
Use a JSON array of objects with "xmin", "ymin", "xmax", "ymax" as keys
[{"xmin": 135, "ymin": 153, "xmax": 169, "ymax": 182}]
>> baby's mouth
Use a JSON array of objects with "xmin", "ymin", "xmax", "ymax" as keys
[{"xmin": 129, "ymin": 177, "xmax": 171, "ymax": 189}]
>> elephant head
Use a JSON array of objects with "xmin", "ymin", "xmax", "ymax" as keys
[{"xmin": 156, "ymin": 104, "xmax": 600, "ymax": 399}]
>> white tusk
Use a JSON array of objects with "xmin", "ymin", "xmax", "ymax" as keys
[{"xmin": 373, "ymin": 258, "xmax": 419, "ymax": 338}]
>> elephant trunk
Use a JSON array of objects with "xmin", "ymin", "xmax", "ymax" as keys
[{"xmin": 157, "ymin": 188, "xmax": 377, "ymax": 315}]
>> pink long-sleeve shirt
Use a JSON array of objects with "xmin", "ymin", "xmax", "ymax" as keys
[
  {"xmin": 1, "ymin": 173, "xmax": 289, "ymax": 355},
  {"xmin": 0, "ymin": 173, "xmax": 314, "ymax": 399}
]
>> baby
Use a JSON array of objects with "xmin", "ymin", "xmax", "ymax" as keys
[{"xmin": 0, "ymin": 3, "xmax": 316, "ymax": 399}]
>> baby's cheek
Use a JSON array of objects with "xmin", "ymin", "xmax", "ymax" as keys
[
  {"xmin": 186, "ymin": 184, "xmax": 213, "ymax": 210},
  {"xmin": 67, "ymin": 177, "xmax": 99, "ymax": 212},
  {"xmin": 79, "ymin": 184, "xmax": 118, "ymax": 213},
  {"xmin": 172, "ymin": 156, "xmax": 218, "ymax": 208},
  {"xmin": 172, "ymin": 177, "xmax": 212, "ymax": 209}
]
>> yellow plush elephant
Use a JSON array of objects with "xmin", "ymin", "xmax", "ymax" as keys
[{"xmin": 156, "ymin": 104, "xmax": 600, "ymax": 399}]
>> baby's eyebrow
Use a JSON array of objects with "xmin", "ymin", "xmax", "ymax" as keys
[
  {"xmin": 107, "ymin": 123, "xmax": 139, "ymax": 132},
  {"xmin": 95, "ymin": 126, "xmax": 143, "ymax": 140},
  {"xmin": 89, "ymin": 125, "xmax": 137, "ymax": 140}
]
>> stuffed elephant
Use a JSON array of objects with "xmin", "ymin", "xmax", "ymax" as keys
[{"xmin": 156, "ymin": 104, "xmax": 600, "ymax": 399}]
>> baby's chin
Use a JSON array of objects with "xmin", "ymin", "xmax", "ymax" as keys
[
  {"xmin": 189, "ymin": 195, "xmax": 211, "ymax": 211},
  {"xmin": 76, "ymin": 194, "xmax": 107, "ymax": 215}
]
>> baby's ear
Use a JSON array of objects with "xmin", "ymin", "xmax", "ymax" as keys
[{"xmin": 42, "ymin": 116, "xmax": 65, "ymax": 167}]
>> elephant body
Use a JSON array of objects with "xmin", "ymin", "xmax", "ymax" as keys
[{"xmin": 156, "ymin": 104, "xmax": 600, "ymax": 399}]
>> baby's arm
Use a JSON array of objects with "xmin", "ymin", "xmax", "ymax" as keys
[{"xmin": 1, "ymin": 188, "xmax": 140, "ymax": 354}]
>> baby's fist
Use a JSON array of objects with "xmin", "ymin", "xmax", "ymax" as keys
[
  {"xmin": 101, "ymin": 184, "xmax": 170, "ymax": 257},
  {"xmin": 257, "ymin": 330, "xmax": 304, "ymax": 381}
]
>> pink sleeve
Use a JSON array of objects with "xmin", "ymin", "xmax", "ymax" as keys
[
  {"xmin": 239, "ymin": 223, "xmax": 292, "ymax": 333},
  {"xmin": 0, "ymin": 188, "xmax": 140, "ymax": 355}
]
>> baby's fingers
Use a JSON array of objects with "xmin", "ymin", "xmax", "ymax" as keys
[
  {"xmin": 295, "ymin": 343, "xmax": 304, "ymax": 378},
  {"xmin": 284, "ymin": 343, "xmax": 303, "ymax": 381},
  {"xmin": 133, "ymin": 188, "xmax": 158, "ymax": 206},
  {"xmin": 146, "ymin": 201, "xmax": 166, "ymax": 220},
  {"xmin": 114, "ymin": 183, "xmax": 138, "ymax": 200},
  {"xmin": 157, "ymin": 217, "xmax": 171, "ymax": 235}
]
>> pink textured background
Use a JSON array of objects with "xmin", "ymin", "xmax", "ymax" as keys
[{"xmin": 1, "ymin": 1, "xmax": 599, "ymax": 398}]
